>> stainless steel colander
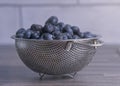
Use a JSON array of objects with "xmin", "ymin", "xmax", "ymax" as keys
[{"xmin": 12, "ymin": 35, "xmax": 103, "ymax": 75}]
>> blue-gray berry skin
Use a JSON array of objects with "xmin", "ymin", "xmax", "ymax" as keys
[
  {"xmin": 24, "ymin": 30, "xmax": 33, "ymax": 39},
  {"xmin": 41, "ymin": 33, "xmax": 53, "ymax": 40},
  {"xmin": 16, "ymin": 28, "xmax": 25, "ymax": 34},
  {"xmin": 15, "ymin": 16, "xmax": 97, "ymax": 40},
  {"xmin": 92, "ymin": 34, "xmax": 97, "ymax": 37},
  {"xmin": 31, "ymin": 31, "xmax": 40, "ymax": 39},
  {"xmin": 55, "ymin": 35, "xmax": 63, "ymax": 40},
  {"xmin": 52, "ymin": 30, "xmax": 61, "ymax": 37},
  {"xmin": 73, "ymin": 35, "xmax": 80, "ymax": 39},
  {"xmin": 30, "ymin": 24, "xmax": 42, "ymax": 32},
  {"xmin": 77, "ymin": 32, "xmax": 85, "ymax": 38},
  {"xmin": 54, "ymin": 26, "xmax": 60, "ymax": 31},
  {"xmin": 63, "ymin": 35, "xmax": 68, "ymax": 40},
  {"xmin": 63, "ymin": 24, "xmax": 73, "ymax": 35},
  {"xmin": 43, "ymin": 23, "xmax": 54, "ymax": 33},
  {"xmin": 55, "ymin": 33, "xmax": 63, "ymax": 40},
  {"xmin": 71, "ymin": 26, "xmax": 80, "ymax": 34},
  {"xmin": 84, "ymin": 32, "xmax": 91, "ymax": 38},
  {"xmin": 45, "ymin": 16, "xmax": 58, "ymax": 25},
  {"xmin": 55, "ymin": 33, "xmax": 68, "ymax": 40},
  {"xmin": 63, "ymin": 32, "xmax": 72, "ymax": 39},
  {"xmin": 16, "ymin": 33, "xmax": 25, "ymax": 38},
  {"xmin": 57, "ymin": 22, "xmax": 65, "ymax": 32},
  {"xmin": 16, "ymin": 28, "xmax": 26, "ymax": 38},
  {"xmin": 84, "ymin": 31, "xmax": 96, "ymax": 38}
]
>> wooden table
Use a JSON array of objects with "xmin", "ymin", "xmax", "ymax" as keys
[{"xmin": 0, "ymin": 45, "xmax": 120, "ymax": 86}]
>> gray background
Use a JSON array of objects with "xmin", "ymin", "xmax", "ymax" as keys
[{"xmin": 0, "ymin": 0, "xmax": 120, "ymax": 45}]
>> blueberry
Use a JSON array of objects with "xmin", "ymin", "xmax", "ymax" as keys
[
  {"xmin": 84, "ymin": 32, "xmax": 95, "ymax": 38},
  {"xmin": 84, "ymin": 31, "xmax": 91, "ymax": 35},
  {"xmin": 31, "ymin": 31, "xmax": 40, "ymax": 39},
  {"xmin": 52, "ymin": 30, "xmax": 61, "ymax": 37},
  {"xmin": 77, "ymin": 32, "xmax": 85, "ymax": 38},
  {"xmin": 39, "ymin": 38, "xmax": 44, "ymax": 40},
  {"xmin": 55, "ymin": 36, "xmax": 63, "ymax": 40},
  {"xmin": 15, "ymin": 16, "xmax": 97, "ymax": 40},
  {"xmin": 45, "ymin": 16, "xmax": 58, "ymax": 25},
  {"xmin": 63, "ymin": 35, "xmax": 68, "ymax": 40},
  {"xmin": 84, "ymin": 34, "xmax": 93, "ymax": 38},
  {"xmin": 24, "ymin": 30, "xmax": 33, "ymax": 39},
  {"xmin": 63, "ymin": 24, "xmax": 73, "ymax": 35},
  {"xmin": 43, "ymin": 23, "xmax": 54, "ymax": 33},
  {"xmin": 57, "ymin": 22, "xmax": 65, "ymax": 31},
  {"xmin": 55, "ymin": 33, "xmax": 68, "ymax": 40},
  {"xmin": 73, "ymin": 35, "xmax": 80, "ymax": 39},
  {"xmin": 71, "ymin": 26, "xmax": 80, "ymax": 34},
  {"xmin": 54, "ymin": 26, "xmax": 60, "ymax": 31},
  {"xmin": 40, "ymin": 34, "xmax": 44, "ymax": 40},
  {"xmin": 41, "ymin": 33, "xmax": 53, "ymax": 40},
  {"xmin": 16, "ymin": 33, "xmax": 25, "ymax": 38},
  {"xmin": 30, "ymin": 24, "xmax": 42, "ymax": 32},
  {"xmin": 92, "ymin": 34, "xmax": 97, "ymax": 37},
  {"xmin": 16, "ymin": 28, "xmax": 26, "ymax": 38},
  {"xmin": 55, "ymin": 35, "xmax": 63, "ymax": 40},
  {"xmin": 63, "ymin": 32, "xmax": 72, "ymax": 39},
  {"xmin": 16, "ymin": 28, "xmax": 25, "ymax": 34},
  {"xmin": 55, "ymin": 33, "xmax": 63, "ymax": 40},
  {"xmin": 52, "ymin": 35, "xmax": 56, "ymax": 39}
]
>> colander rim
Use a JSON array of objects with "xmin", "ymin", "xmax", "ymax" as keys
[{"xmin": 11, "ymin": 35, "xmax": 101, "ymax": 42}]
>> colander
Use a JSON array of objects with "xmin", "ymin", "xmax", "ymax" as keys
[{"xmin": 11, "ymin": 35, "xmax": 103, "ymax": 78}]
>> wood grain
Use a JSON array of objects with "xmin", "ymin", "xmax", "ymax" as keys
[{"xmin": 0, "ymin": 45, "xmax": 120, "ymax": 86}]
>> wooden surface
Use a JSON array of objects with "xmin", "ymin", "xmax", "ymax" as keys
[{"xmin": 0, "ymin": 45, "xmax": 120, "ymax": 86}]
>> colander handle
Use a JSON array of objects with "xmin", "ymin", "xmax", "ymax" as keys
[
  {"xmin": 65, "ymin": 41, "xmax": 73, "ymax": 51},
  {"xmin": 65, "ymin": 39, "xmax": 103, "ymax": 51},
  {"xmin": 85, "ymin": 40, "xmax": 103, "ymax": 48}
]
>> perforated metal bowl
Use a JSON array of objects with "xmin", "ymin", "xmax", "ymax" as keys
[{"xmin": 12, "ymin": 35, "xmax": 103, "ymax": 75}]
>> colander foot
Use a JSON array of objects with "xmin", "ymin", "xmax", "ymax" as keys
[
  {"xmin": 39, "ymin": 73, "xmax": 45, "ymax": 80},
  {"xmin": 69, "ymin": 72, "xmax": 77, "ymax": 78}
]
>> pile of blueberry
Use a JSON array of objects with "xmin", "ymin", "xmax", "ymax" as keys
[{"xmin": 16, "ymin": 16, "xmax": 97, "ymax": 40}]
